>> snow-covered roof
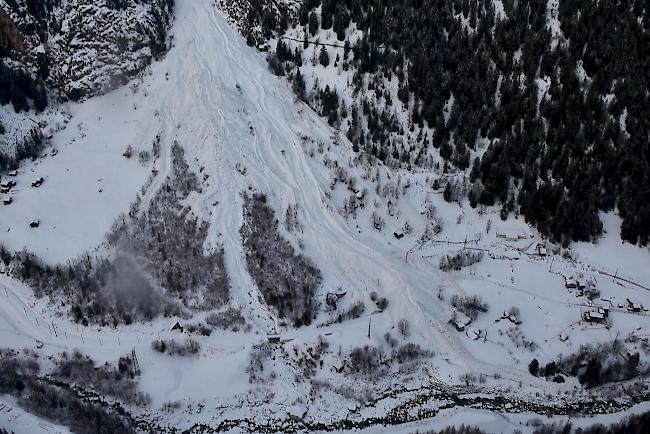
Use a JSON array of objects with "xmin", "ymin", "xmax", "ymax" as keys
[{"xmin": 585, "ymin": 311, "xmax": 605, "ymax": 320}]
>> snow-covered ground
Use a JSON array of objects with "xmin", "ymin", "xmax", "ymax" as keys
[{"xmin": 1, "ymin": 0, "xmax": 650, "ymax": 432}]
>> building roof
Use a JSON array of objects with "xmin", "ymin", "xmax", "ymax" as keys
[{"xmin": 586, "ymin": 311, "xmax": 605, "ymax": 320}]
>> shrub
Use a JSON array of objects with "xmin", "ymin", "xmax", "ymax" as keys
[
  {"xmin": 53, "ymin": 351, "xmax": 148, "ymax": 405},
  {"xmin": 392, "ymin": 343, "xmax": 432, "ymax": 363},
  {"xmin": 205, "ymin": 307, "xmax": 249, "ymax": 332},
  {"xmin": 0, "ymin": 351, "xmax": 137, "ymax": 434},
  {"xmin": 440, "ymin": 250, "xmax": 484, "ymax": 271},
  {"xmin": 240, "ymin": 192, "xmax": 321, "ymax": 327},
  {"xmin": 346, "ymin": 346, "xmax": 385, "ymax": 376},
  {"xmin": 451, "ymin": 295, "xmax": 489, "ymax": 320},
  {"xmin": 555, "ymin": 340, "xmax": 645, "ymax": 388},
  {"xmin": 152, "ymin": 339, "xmax": 201, "ymax": 357},
  {"xmin": 330, "ymin": 301, "xmax": 365, "ymax": 324},
  {"xmin": 246, "ymin": 342, "xmax": 275, "ymax": 383}
]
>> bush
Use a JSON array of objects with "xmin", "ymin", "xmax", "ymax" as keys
[
  {"xmin": 330, "ymin": 301, "xmax": 365, "ymax": 324},
  {"xmin": 152, "ymin": 339, "xmax": 201, "ymax": 357},
  {"xmin": 451, "ymin": 295, "xmax": 489, "ymax": 320},
  {"xmin": 53, "ymin": 351, "xmax": 148, "ymax": 405},
  {"xmin": 346, "ymin": 346, "xmax": 385, "ymax": 376},
  {"xmin": 392, "ymin": 343, "xmax": 432, "ymax": 363},
  {"xmin": 0, "ymin": 351, "xmax": 137, "ymax": 434},
  {"xmin": 397, "ymin": 318, "xmax": 410, "ymax": 337},
  {"xmin": 440, "ymin": 250, "xmax": 484, "ymax": 271},
  {"xmin": 246, "ymin": 342, "xmax": 275, "ymax": 383},
  {"xmin": 240, "ymin": 192, "xmax": 321, "ymax": 327},
  {"xmin": 205, "ymin": 307, "xmax": 249, "ymax": 332},
  {"xmin": 555, "ymin": 340, "xmax": 645, "ymax": 388},
  {"xmin": 369, "ymin": 291, "xmax": 389, "ymax": 310}
]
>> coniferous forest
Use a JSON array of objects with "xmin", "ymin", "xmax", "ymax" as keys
[{"xmin": 263, "ymin": 0, "xmax": 649, "ymax": 246}]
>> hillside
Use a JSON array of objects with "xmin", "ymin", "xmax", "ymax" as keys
[
  {"xmin": 0, "ymin": 0, "xmax": 174, "ymax": 161},
  {"xmin": 245, "ymin": 0, "xmax": 649, "ymax": 246},
  {"xmin": 0, "ymin": 0, "xmax": 649, "ymax": 433}
]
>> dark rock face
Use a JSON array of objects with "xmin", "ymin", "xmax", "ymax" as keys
[{"xmin": 0, "ymin": 0, "xmax": 175, "ymax": 100}]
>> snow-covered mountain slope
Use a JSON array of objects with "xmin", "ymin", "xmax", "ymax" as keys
[
  {"xmin": 0, "ymin": 0, "xmax": 174, "ymax": 99},
  {"xmin": 1, "ymin": 0, "xmax": 650, "ymax": 432}
]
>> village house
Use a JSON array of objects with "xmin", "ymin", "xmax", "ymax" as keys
[
  {"xmin": 626, "ymin": 298, "xmax": 643, "ymax": 312},
  {"xmin": 565, "ymin": 276, "xmax": 577, "ymax": 289},
  {"xmin": 501, "ymin": 311, "xmax": 522, "ymax": 325},
  {"xmin": 32, "ymin": 177, "xmax": 44, "ymax": 188},
  {"xmin": 450, "ymin": 312, "xmax": 472, "ymax": 332},
  {"xmin": 496, "ymin": 231, "xmax": 525, "ymax": 242},
  {"xmin": 1, "ymin": 179, "xmax": 16, "ymax": 193},
  {"xmin": 583, "ymin": 310, "xmax": 607, "ymax": 323},
  {"xmin": 2, "ymin": 196, "xmax": 12, "ymax": 205},
  {"xmin": 267, "ymin": 330, "xmax": 281, "ymax": 343}
]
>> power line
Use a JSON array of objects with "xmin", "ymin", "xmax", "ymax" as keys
[{"xmin": 279, "ymin": 36, "xmax": 347, "ymax": 49}]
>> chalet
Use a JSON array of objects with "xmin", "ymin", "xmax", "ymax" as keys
[
  {"xmin": 2, "ymin": 196, "xmax": 12, "ymax": 205},
  {"xmin": 8, "ymin": 170, "xmax": 17, "ymax": 177},
  {"xmin": 559, "ymin": 333, "xmax": 569, "ymax": 342},
  {"xmin": 496, "ymin": 232, "xmax": 525, "ymax": 242},
  {"xmin": 393, "ymin": 231, "xmax": 404, "ymax": 240},
  {"xmin": 564, "ymin": 276, "xmax": 577, "ymax": 289},
  {"xmin": 501, "ymin": 311, "xmax": 522, "ymax": 325},
  {"xmin": 325, "ymin": 292, "xmax": 338, "ymax": 310},
  {"xmin": 597, "ymin": 307, "xmax": 609, "ymax": 318},
  {"xmin": 32, "ymin": 177, "xmax": 44, "ymax": 188},
  {"xmin": 170, "ymin": 321, "xmax": 183, "ymax": 332},
  {"xmin": 29, "ymin": 219, "xmax": 40, "ymax": 228},
  {"xmin": 1, "ymin": 180, "xmax": 16, "ymax": 193},
  {"xmin": 535, "ymin": 244, "xmax": 547, "ymax": 256},
  {"xmin": 450, "ymin": 312, "xmax": 471, "ymax": 332},
  {"xmin": 626, "ymin": 298, "xmax": 643, "ymax": 312},
  {"xmin": 50, "ymin": 149, "xmax": 58, "ymax": 157},
  {"xmin": 466, "ymin": 328, "xmax": 480, "ymax": 340},
  {"xmin": 267, "ymin": 329, "xmax": 281, "ymax": 343},
  {"xmin": 583, "ymin": 310, "xmax": 606, "ymax": 323}
]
